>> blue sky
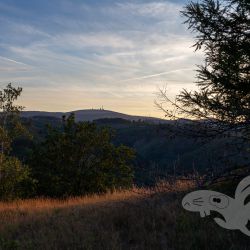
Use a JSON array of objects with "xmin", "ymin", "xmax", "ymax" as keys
[{"xmin": 0, "ymin": 0, "xmax": 202, "ymax": 117}]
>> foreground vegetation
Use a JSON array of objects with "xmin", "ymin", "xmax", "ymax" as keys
[{"xmin": 0, "ymin": 181, "xmax": 249, "ymax": 250}]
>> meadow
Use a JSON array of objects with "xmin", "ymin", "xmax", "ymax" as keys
[{"xmin": 0, "ymin": 181, "xmax": 249, "ymax": 250}]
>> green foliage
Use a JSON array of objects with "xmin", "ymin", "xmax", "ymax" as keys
[
  {"xmin": 0, "ymin": 83, "xmax": 27, "ymax": 156},
  {"xmin": 0, "ymin": 154, "xmax": 36, "ymax": 200},
  {"xmin": 31, "ymin": 114, "xmax": 135, "ymax": 197},
  {"xmin": 0, "ymin": 84, "xmax": 35, "ymax": 200}
]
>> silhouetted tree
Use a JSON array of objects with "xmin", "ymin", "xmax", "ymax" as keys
[{"xmin": 156, "ymin": 0, "xmax": 250, "ymax": 140}]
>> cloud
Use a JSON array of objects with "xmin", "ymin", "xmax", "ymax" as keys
[
  {"xmin": 0, "ymin": 56, "xmax": 32, "ymax": 74},
  {"xmin": 116, "ymin": 1, "xmax": 181, "ymax": 18},
  {"xmin": 0, "ymin": 56, "xmax": 29, "ymax": 66},
  {"xmin": 119, "ymin": 68, "xmax": 194, "ymax": 82},
  {"xmin": 0, "ymin": 0, "xmax": 202, "ymax": 116},
  {"xmin": 52, "ymin": 33, "xmax": 135, "ymax": 49},
  {"xmin": 15, "ymin": 24, "xmax": 51, "ymax": 38}
]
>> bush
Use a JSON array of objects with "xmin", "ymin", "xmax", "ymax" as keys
[
  {"xmin": 30, "ymin": 114, "xmax": 135, "ymax": 197},
  {"xmin": 0, "ymin": 154, "xmax": 36, "ymax": 200}
]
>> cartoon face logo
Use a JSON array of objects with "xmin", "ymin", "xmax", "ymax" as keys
[
  {"xmin": 182, "ymin": 191, "xmax": 206, "ymax": 212},
  {"xmin": 209, "ymin": 195, "xmax": 229, "ymax": 209},
  {"xmin": 182, "ymin": 176, "xmax": 250, "ymax": 236}
]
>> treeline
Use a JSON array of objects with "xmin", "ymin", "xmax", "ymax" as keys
[
  {"xmin": 17, "ymin": 114, "xmax": 250, "ymax": 186},
  {"xmin": 0, "ymin": 84, "xmax": 135, "ymax": 200}
]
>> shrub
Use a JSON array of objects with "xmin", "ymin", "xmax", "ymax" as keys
[
  {"xmin": 30, "ymin": 114, "xmax": 135, "ymax": 197},
  {"xmin": 0, "ymin": 154, "xmax": 36, "ymax": 200}
]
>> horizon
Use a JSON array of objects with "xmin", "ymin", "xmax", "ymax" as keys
[
  {"xmin": 21, "ymin": 108, "xmax": 168, "ymax": 120},
  {"xmin": 1, "ymin": 0, "xmax": 202, "ymax": 118}
]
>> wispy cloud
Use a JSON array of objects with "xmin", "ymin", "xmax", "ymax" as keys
[
  {"xmin": 52, "ymin": 33, "xmax": 135, "ymax": 49},
  {"xmin": 0, "ymin": 56, "xmax": 29, "ymax": 66},
  {"xmin": 116, "ymin": 2, "xmax": 181, "ymax": 18},
  {"xmin": 0, "ymin": 0, "xmax": 201, "ymax": 117},
  {"xmin": 119, "ymin": 68, "xmax": 194, "ymax": 82}
]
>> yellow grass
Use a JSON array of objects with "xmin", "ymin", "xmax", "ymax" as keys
[
  {"xmin": 0, "ymin": 180, "xmax": 247, "ymax": 250},
  {"xmin": 0, "ymin": 190, "xmax": 140, "ymax": 213},
  {"xmin": 0, "ymin": 180, "xmax": 194, "ymax": 213}
]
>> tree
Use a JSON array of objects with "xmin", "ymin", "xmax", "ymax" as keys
[
  {"xmin": 156, "ymin": 0, "xmax": 250, "ymax": 140},
  {"xmin": 0, "ymin": 84, "xmax": 35, "ymax": 200},
  {"xmin": 31, "ymin": 114, "xmax": 135, "ymax": 197},
  {"xmin": 0, "ymin": 83, "xmax": 26, "ymax": 159},
  {"xmin": 0, "ymin": 154, "xmax": 35, "ymax": 200}
]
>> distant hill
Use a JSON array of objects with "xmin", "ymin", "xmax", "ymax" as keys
[{"xmin": 21, "ymin": 109, "xmax": 169, "ymax": 123}]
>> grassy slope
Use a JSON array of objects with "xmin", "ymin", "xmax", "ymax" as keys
[{"xmin": 0, "ymin": 185, "xmax": 249, "ymax": 250}]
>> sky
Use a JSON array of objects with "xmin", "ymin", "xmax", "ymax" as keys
[{"xmin": 0, "ymin": 0, "xmax": 203, "ymax": 118}]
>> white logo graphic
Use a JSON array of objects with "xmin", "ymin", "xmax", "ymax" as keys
[{"xmin": 182, "ymin": 176, "xmax": 250, "ymax": 236}]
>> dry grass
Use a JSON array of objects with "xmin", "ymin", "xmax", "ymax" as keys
[
  {"xmin": 0, "ymin": 180, "xmax": 248, "ymax": 250},
  {"xmin": 0, "ymin": 190, "xmax": 141, "ymax": 213}
]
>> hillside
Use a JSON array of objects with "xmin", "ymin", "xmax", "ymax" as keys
[
  {"xmin": 21, "ymin": 109, "xmax": 168, "ymax": 123},
  {"xmin": 15, "ymin": 116, "xmax": 248, "ymax": 184}
]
